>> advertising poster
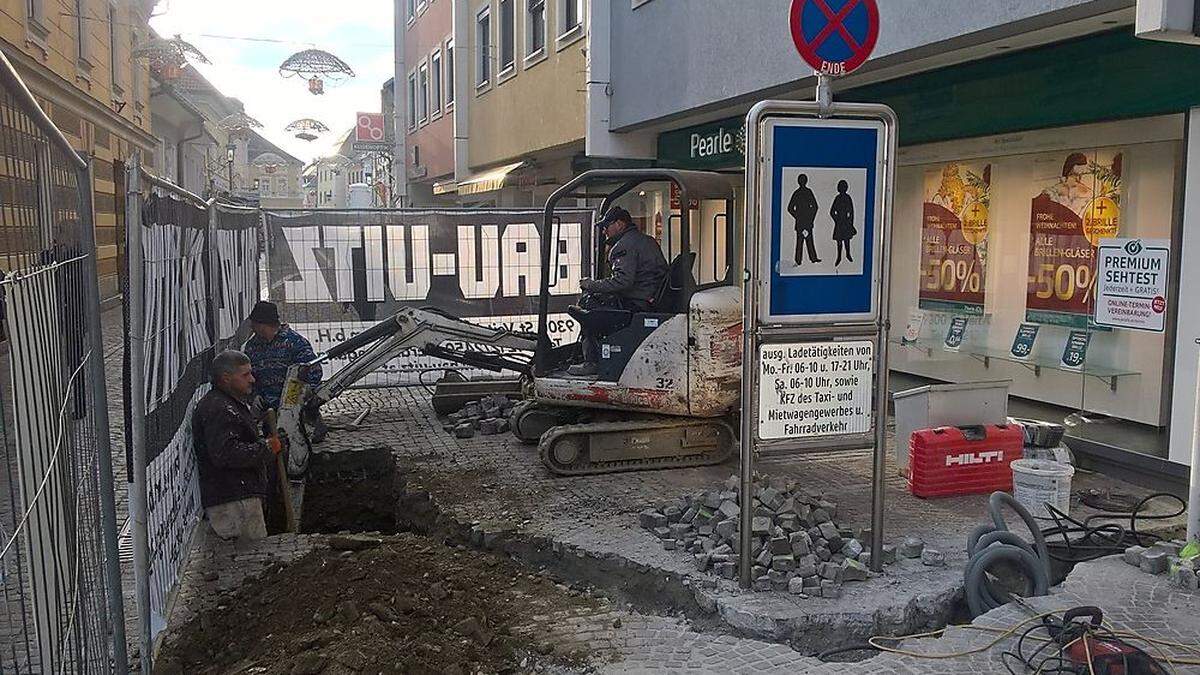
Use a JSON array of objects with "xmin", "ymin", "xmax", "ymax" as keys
[
  {"xmin": 1094, "ymin": 238, "xmax": 1170, "ymax": 333},
  {"xmin": 1025, "ymin": 150, "xmax": 1123, "ymax": 328},
  {"xmin": 919, "ymin": 163, "xmax": 991, "ymax": 315}
]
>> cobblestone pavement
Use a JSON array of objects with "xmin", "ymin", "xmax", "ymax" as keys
[{"xmin": 319, "ymin": 385, "xmax": 1184, "ymax": 651}]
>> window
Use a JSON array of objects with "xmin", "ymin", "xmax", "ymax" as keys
[
  {"xmin": 75, "ymin": 0, "xmax": 91, "ymax": 65},
  {"xmin": 406, "ymin": 0, "xmax": 415, "ymax": 22},
  {"xmin": 276, "ymin": 177, "xmax": 288, "ymax": 193},
  {"xmin": 407, "ymin": 71, "xmax": 417, "ymax": 130},
  {"xmin": 445, "ymin": 38, "xmax": 455, "ymax": 107},
  {"xmin": 559, "ymin": 0, "xmax": 583, "ymax": 36},
  {"xmin": 130, "ymin": 30, "xmax": 141, "ymax": 102},
  {"xmin": 418, "ymin": 61, "xmax": 429, "ymax": 124},
  {"xmin": 25, "ymin": 0, "xmax": 45, "ymax": 27},
  {"xmin": 430, "ymin": 49, "xmax": 443, "ymax": 113},
  {"xmin": 475, "ymin": 6, "xmax": 491, "ymax": 88},
  {"xmin": 526, "ymin": 0, "xmax": 546, "ymax": 58},
  {"xmin": 108, "ymin": 1, "xmax": 122, "ymax": 92},
  {"xmin": 499, "ymin": 0, "xmax": 515, "ymax": 72}
]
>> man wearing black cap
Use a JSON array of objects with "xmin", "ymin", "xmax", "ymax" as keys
[
  {"xmin": 569, "ymin": 207, "xmax": 668, "ymax": 377},
  {"xmin": 243, "ymin": 301, "xmax": 326, "ymax": 440}
]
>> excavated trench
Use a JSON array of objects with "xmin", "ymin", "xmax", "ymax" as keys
[{"xmin": 297, "ymin": 446, "xmax": 968, "ymax": 659}]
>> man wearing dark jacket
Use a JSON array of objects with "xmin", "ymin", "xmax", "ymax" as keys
[
  {"xmin": 569, "ymin": 207, "xmax": 668, "ymax": 377},
  {"xmin": 193, "ymin": 350, "xmax": 281, "ymax": 540}
]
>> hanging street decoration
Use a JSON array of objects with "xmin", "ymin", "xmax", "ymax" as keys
[
  {"xmin": 279, "ymin": 49, "xmax": 356, "ymax": 95},
  {"xmin": 285, "ymin": 118, "xmax": 331, "ymax": 142},
  {"xmin": 218, "ymin": 112, "xmax": 264, "ymax": 134},
  {"xmin": 132, "ymin": 34, "xmax": 210, "ymax": 82}
]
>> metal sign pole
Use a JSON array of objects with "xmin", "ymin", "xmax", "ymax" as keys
[
  {"xmin": 739, "ymin": 99, "xmax": 897, "ymax": 586},
  {"xmin": 1188, "ymin": 339, "xmax": 1200, "ymax": 542}
]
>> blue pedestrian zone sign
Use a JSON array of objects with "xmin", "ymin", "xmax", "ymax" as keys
[{"xmin": 758, "ymin": 117, "xmax": 887, "ymax": 324}]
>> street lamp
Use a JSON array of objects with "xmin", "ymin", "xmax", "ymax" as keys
[{"xmin": 226, "ymin": 142, "xmax": 236, "ymax": 193}]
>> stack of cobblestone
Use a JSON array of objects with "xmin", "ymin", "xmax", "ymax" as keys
[
  {"xmin": 1122, "ymin": 540, "xmax": 1199, "ymax": 591},
  {"xmin": 442, "ymin": 395, "xmax": 516, "ymax": 438},
  {"xmin": 638, "ymin": 474, "xmax": 896, "ymax": 596}
]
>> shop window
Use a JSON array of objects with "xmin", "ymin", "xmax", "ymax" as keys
[
  {"xmin": 445, "ymin": 38, "xmax": 455, "ymax": 108},
  {"xmin": 430, "ymin": 49, "xmax": 442, "ymax": 115},
  {"xmin": 418, "ymin": 61, "xmax": 429, "ymax": 125},
  {"xmin": 526, "ymin": 0, "xmax": 546, "ymax": 59},
  {"xmin": 889, "ymin": 120, "xmax": 1181, "ymax": 459},
  {"xmin": 499, "ymin": 0, "xmax": 515, "ymax": 73},
  {"xmin": 476, "ymin": 7, "xmax": 491, "ymax": 88}
]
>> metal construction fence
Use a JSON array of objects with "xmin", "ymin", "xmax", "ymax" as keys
[
  {"xmin": 0, "ymin": 51, "xmax": 126, "ymax": 672},
  {"xmin": 263, "ymin": 208, "xmax": 594, "ymax": 386},
  {"xmin": 122, "ymin": 155, "xmax": 261, "ymax": 671}
]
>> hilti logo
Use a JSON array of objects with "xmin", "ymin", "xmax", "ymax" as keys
[{"xmin": 945, "ymin": 450, "xmax": 1005, "ymax": 467}]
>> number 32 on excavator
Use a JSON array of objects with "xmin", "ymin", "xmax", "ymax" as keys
[{"xmin": 277, "ymin": 170, "xmax": 745, "ymax": 477}]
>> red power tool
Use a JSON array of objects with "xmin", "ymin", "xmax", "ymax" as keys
[{"xmin": 1042, "ymin": 607, "xmax": 1168, "ymax": 675}]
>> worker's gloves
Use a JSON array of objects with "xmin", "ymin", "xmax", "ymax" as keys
[
  {"xmin": 266, "ymin": 436, "xmax": 283, "ymax": 456},
  {"xmin": 580, "ymin": 278, "xmax": 596, "ymax": 292}
]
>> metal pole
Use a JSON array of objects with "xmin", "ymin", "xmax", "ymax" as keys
[
  {"xmin": 1188, "ymin": 340, "xmax": 1200, "ymax": 542},
  {"xmin": 77, "ymin": 157, "xmax": 130, "ymax": 671},
  {"xmin": 125, "ymin": 155, "xmax": 153, "ymax": 673},
  {"xmin": 738, "ymin": 111, "xmax": 762, "ymax": 590},
  {"xmin": 816, "ymin": 74, "xmax": 833, "ymax": 118}
]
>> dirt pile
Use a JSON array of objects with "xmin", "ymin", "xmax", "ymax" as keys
[{"xmin": 155, "ymin": 534, "xmax": 595, "ymax": 674}]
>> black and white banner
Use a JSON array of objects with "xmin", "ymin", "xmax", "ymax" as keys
[
  {"xmin": 264, "ymin": 209, "xmax": 594, "ymax": 385},
  {"xmin": 123, "ymin": 192, "xmax": 261, "ymax": 632}
]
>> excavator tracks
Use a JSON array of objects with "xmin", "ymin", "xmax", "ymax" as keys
[{"xmin": 538, "ymin": 418, "xmax": 735, "ymax": 476}]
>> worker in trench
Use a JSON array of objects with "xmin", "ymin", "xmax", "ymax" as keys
[
  {"xmin": 192, "ymin": 350, "xmax": 283, "ymax": 541},
  {"xmin": 570, "ymin": 206, "xmax": 669, "ymax": 377}
]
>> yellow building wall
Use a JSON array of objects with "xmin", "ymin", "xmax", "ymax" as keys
[
  {"xmin": 0, "ymin": 0, "xmax": 156, "ymax": 298},
  {"xmin": 467, "ymin": 0, "xmax": 586, "ymax": 169}
]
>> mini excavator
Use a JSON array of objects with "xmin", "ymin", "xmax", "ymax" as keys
[{"xmin": 277, "ymin": 169, "xmax": 744, "ymax": 477}]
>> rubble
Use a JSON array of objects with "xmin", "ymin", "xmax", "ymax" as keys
[
  {"xmin": 442, "ymin": 395, "xmax": 516, "ymax": 437},
  {"xmin": 637, "ymin": 474, "xmax": 896, "ymax": 596}
]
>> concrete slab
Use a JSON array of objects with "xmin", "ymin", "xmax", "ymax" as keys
[{"xmin": 318, "ymin": 386, "xmax": 1184, "ymax": 652}]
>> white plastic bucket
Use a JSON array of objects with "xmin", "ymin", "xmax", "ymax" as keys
[{"xmin": 1011, "ymin": 459, "xmax": 1074, "ymax": 519}]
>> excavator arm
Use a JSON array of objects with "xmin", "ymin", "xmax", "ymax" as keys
[{"xmin": 277, "ymin": 307, "xmax": 539, "ymax": 476}]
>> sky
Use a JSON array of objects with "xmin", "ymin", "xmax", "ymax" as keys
[{"xmin": 149, "ymin": 0, "xmax": 395, "ymax": 163}]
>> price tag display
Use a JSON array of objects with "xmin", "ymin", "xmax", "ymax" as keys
[
  {"xmin": 758, "ymin": 341, "xmax": 874, "ymax": 440},
  {"xmin": 1010, "ymin": 323, "xmax": 1040, "ymax": 360}
]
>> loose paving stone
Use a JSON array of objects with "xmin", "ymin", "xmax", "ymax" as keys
[
  {"xmin": 900, "ymin": 537, "xmax": 925, "ymax": 558},
  {"xmin": 841, "ymin": 558, "xmax": 870, "ymax": 582},
  {"xmin": 820, "ymin": 580, "xmax": 842, "ymax": 599},
  {"xmin": 639, "ymin": 510, "xmax": 667, "ymax": 529},
  {"xmin": 842, "ymin": 538, "xmax": 864, "ymax": 560},
  {"xmin": 921, "ymin": 549, "xmax": 946, "ymax": 567},
  {"xmin": 787, "ymin": 577, "xmax": 805, "ymax": 595},
  {"xmin": 1140, "ymin": 548, "xmax": 1169, "ymax": 574}
]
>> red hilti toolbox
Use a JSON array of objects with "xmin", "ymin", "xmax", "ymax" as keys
[{"xmin": 908, "ymin": 424, "xmax": 1023, "ymax": 498}]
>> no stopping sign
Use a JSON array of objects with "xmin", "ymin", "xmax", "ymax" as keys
[{"xmin": 790, "ymin": 0, "xmax": 880, "ymax": 76}]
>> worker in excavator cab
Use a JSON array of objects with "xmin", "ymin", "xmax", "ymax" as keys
[{"xmin": 569, "ymin": 206, "xmax": 668, "ymax": 377}]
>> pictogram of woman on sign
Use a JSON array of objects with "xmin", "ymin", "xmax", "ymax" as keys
[{"xmin": 830, "ymin": 179, "xmax": 857, "ymax": 267}]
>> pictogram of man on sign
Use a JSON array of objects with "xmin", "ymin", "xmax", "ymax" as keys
[{"xmin": 788, "ymin": 174, "xmax": 821, "ymax": 265}]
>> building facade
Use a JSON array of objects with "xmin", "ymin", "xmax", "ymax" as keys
[
  {"xmin": 402, "ymin": 0, "xmax": 455, "ymax": 204},
  {"xmin": 583, "ymin": 0, "xmax": 1200, "ymax": 480},
  {"xmin": 0, "ymin": 0, "xmax": 159, "ymax": 298},
  {"xmin": 246, "ymin": 131, "xmax": 303, "ymax": 209}
]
